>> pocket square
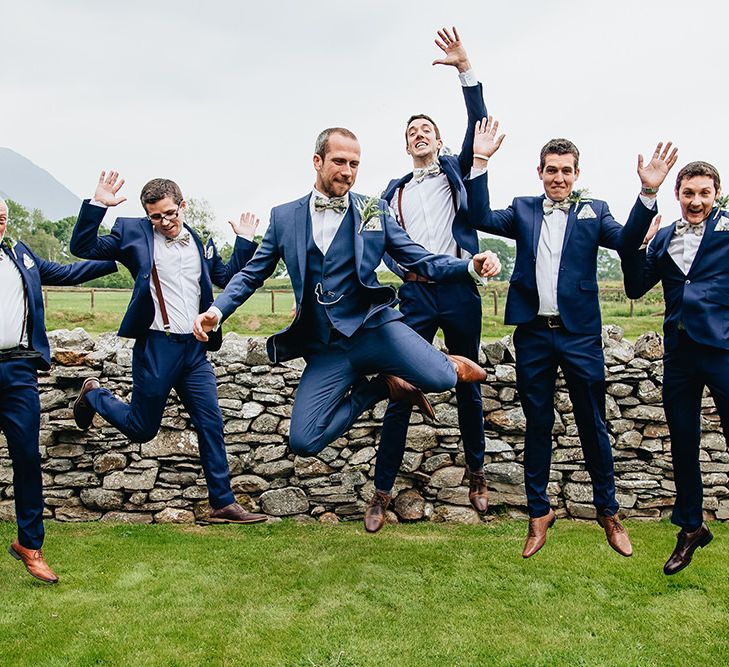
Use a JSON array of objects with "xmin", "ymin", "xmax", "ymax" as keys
[
  {"xmin": 22, "ymin": 253, "xmax": 35, "ymax": 269},
  {"xmin": 205, "ymin": 243, "xmax": 215, "ymax": 259},
  {"xmin": 577, "ymin": 203, "xmax": 597, "ymax": 220},
  {"xmin": 715, "ymin": 216, "xmax": 729, "ymax": 232},
  {"xmin": 363, "ymin": 219, "xmax": 382, "ymax": 232}
]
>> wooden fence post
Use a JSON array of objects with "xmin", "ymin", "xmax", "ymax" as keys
[
  {"xmin": 492, "ymin": 291, "xmax": 498, "ymax": 316},
  {"xmin": 271, "ymin": 291, "xmax": 275, "ymax": 313},
  {"xmin": 91, "ymin": 288, "xmax": 95, "ymax": 310},
  {"xmin": 44, "ymin": 288, "xmax": 48, "ymax": 309}
]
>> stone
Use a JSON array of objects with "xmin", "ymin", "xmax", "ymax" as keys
[
  {"xmin": 254, "ymin": 445, "xmax": 288, "ymax": 462},
  {"xmin": 607, "ymin": 383, "xmax": 633, "ymax": 398},
  {"xmin": 495, "ymin": 364, "xmax": 517, "ymax": 383},
  {"xmin": 141, "ymin": 430, "xmax": 199, "ymax": 458},
  {"xmin": 53, "ymin": 471, "xmax": 100, "ymax": 488},
  {"xmin": 428, "ymin": 466, "xmax": 465, "ymax": 488},
  {"xmin": 209, "ymin": 333, "xmax": 250, "ymax": 366},
  {"xmin": 103, "ymin": 468, "xmax": 158, "ymax": 491},
  {"xmin": 80, "ymin": 488, "xmax": 124, "ymax": 511},
  {"xmin": 154, "ymin": 508, "xmax": 195, "ymax": 524},
  {"xmin": 401, "ymin": 452, "xmax": 423, "ymax": 473},
  {"xmin": 259, "ymin": 487, "xmax": 309, "ymax": 516},
  {"xmin": 485, "ymin": 407, "xmax": 527, "ymax": 433},
  {"xmin": 405, "ymin": 425, "xmax": 437, "ymax": 452},
  {"xmin": 484, "ymin": 462, "xmax": 523, "ymax": 485},
  {"xmin": 251, "ymin": 414, "xmax": 280, "ymax": 434},
  {"xmin": 252, "ymin": 460, "xmax": 295, "ymax": 478},
  {"xmin": 430, "ymin": 505, "xmax": 481, "ymax": 524},
  {"xmin": 318, "ymin": 512, "xmax": 339, "ymax": 525},
  {"xmin": 47, "ymin": 327, "xmax": 95, "ymax": 351},
  {"xmin": 93, "ymin": 452, "xmax": 128, "ymax": 473},
  {"xmin": 616, "ymin": 430, "xmax": 643, "ymax": 449},
  {"xmin": 702, "ymin": 433, "xmax": 726, "ymax": 452},
  {"xmin": 55, "ymin": 506, "xmax": 103, "ymax": 522},
  {"xmin": 604, "ymin": 339, "xmax": 634, "ymax": 365},
  {"xmin": 230, "ymin": 474, "xmax": 270, "ymax": 494},
  {"xmin": 422, "ymin": 453, "xmax": 453, "ymax": 473},
  {"xmin": 53, "ymin": 349, "xmax": 89, "ymax": 366},
  {"xmin": 563, "ymin": 483, "xmax": 593, "ymax": 503},
  {"xmin": 394, "ymin": 489, "xmax": 426, "ymax": 520},
  {"xmin": 100, "ymin": 511, "xmax": 153, "ymax": 524},
  {"xmin": 623, "ymin": 405, "xmax": 667, "ymax": 422},
  {"xmin": 349, "ymin": 447, "xmax": 375, "ymax": 466},
  {"xmin": 47, "ymin": 443, "xmax": 85, "ymax": 458},
  {"xmin": 634, "ymin": 331, "xmax": 663, "ymax": 361}
]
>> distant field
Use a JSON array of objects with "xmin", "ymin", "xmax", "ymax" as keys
[{"xmin": 43, "ymin": 280, "xmax": 665, "ymax": 340}]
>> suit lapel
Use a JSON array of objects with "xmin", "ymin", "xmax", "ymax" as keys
[
  {"xmin": 351, "ymin": 194, "xmax": 364, "ymax": 278},
  {"xmin": 560, "ymin": 205, "xmax": 578, "ymax": 255},
  {"xmin": 295, "ymin": 198, "xmax": 309, "ymax": 288},
  {"xmin": 142, "ymin": 219, "xmax": 155, "ymax": 267},
  {"xmin": 532, "ymin": 197, "xmax": 544, "ymax": 256},
  {"xmin": 688, "ymin": 214, "xmax": 718, "ymax": 277},
  {"xmin": 185, "ymin": 224, "xmax": 209, "ymax": 283}
]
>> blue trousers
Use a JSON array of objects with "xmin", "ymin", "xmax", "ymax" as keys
[
  {"xmin": 289, "ymin": 320, "xmax": 457, "ymax": 456},
  {"xmin": 374, "ymin": 280, "xmax": 485, "ymax": 491},
  {"xmin": 0, "ymin": 358, "xmax": 44, "ymax": 549},
  {"xmin": 85, "ymin": 331, "xmax": 234, "ymax": 509},
  {"xmin": 514, "ymin": 323, "xmax": 619, "ymax": 518},
  {"xmin": 663, "ymin": 332, "xmax": 729, "ymax": 530}
]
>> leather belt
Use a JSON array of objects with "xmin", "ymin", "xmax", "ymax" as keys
[
  {"xmin": 402, "ymin": 272, "xmax": 434, "ymax": 284},
  {"xmin": 0, "ymin": 346, "xmax": 42, "ymax": 361},
  {"xmin": 533, "ymin": 315, "xmax": 564, "ymax": 329}
]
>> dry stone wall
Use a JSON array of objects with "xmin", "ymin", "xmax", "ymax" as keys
[{"xmin": 0, "ymin": 325, "xmax": 727, "ymax": 526}]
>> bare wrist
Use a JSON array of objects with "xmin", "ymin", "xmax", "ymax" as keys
[{"xmin": 456, "ymin": 59, "xmax": 472, "ymax": 73}]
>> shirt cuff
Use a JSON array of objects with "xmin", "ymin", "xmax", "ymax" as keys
[
  {"xmin": 89, "ymin": 199, "xmax": 107, "ymax": 208},
  {"xmin": 639, "ymin": 194, "xmax": 657, "ymax": 209},
  {"xmin": 236, "ymin": 233, "xmax": 255, "ymax": 242},
  {"xmin": 467, "ymin": 259, "xmax": 488, "ymax": 286},
  {"xmin": 458, "ymin": 69, "xmax": 478, "ymax": 87},
  {"xmin": 209, "ymin": 306, "xmax": 224, "ymax": 331},
  {"xmin": 468, "ymin": 166, "xmax": 487, "ymax": 180}
]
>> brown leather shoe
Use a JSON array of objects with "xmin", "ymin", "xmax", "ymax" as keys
[
  {"xmin": 468, "ymin": 469, "xmax": 489, "ymax": 514},
  {"xmin": 208, "ymin": 502, "xmax": 267, "ymax": 524},
  {"xmin": 447, "ymin": 355, "xmax": 487, "ymax": 383},
  {"xmin": 597, "ymin": 514, "xmax": 633, "ymax": 557},
  {"xmin": 664, "ymin": 523, "xmax": 713, "ymax": 575},
  {"xmin": 73, "ymin": 377, "xmax": 100, "ymax": 430},
  {"xmin": 522, "ymin": 509, "xmax": 556, "ymax": 558},
  {"xmin": 381, "ymin": 375, "xmax": 435, "ymax": 420},
  {"xmin": 364, "ymin": 490, "xmax": 392, "ymax": 533},
  {"xmin": 8, "ymin": 541, "xmax": 59, "ymax": 583}
]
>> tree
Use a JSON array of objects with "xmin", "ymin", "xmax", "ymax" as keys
[
  {"xmin": 596, "ymin": 248, "xmax": 623, "ymax": 281},
  {"xmin": 479, "ymin": 236, "xmax": 515, "ymax": 281}
]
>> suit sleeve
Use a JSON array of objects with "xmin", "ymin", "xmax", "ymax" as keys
[
  {"xmin": 212, "ymin": 215, "xmax": 281, "ymax": 321},
  {"xmin": 208, "ymin": 236, "xmax": 258, "ymax": 288},
  {"xmin": 463, "ymin": 172, "xmax": 517, "ymax": 238},
  {"xmin": 457, "ymin": 83, "xmax": 487, "ymax": 177},
  {"xmin": 620, "ymin": 238, "xmax": 662, "ymax": 299},
  {"xmin": 70, "ymin": 200, "xmax": 123, "ymax": 260},
  {"xmin": 597, "ymin": 197, "xmax": 655, "ymax": 251},
  {"xmin": 30, "ymin": 247, "xmax": 118, "ymax": 286}
]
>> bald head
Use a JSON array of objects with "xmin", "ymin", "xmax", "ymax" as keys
[{"xmin": 0, "ymin": 198, "xmax": 7, "ymax": 215}]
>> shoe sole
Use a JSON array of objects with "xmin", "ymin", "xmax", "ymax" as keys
[
  {"xmin": 73, "ymin": 378, "xmax": 99, "ymax": 430},
  {"xmin": 8, "ymin": 545, "xmax": 58, "ymax": 584},
  {"xmin": 206, "ymin": 517, "xmax": 268, "ymax": 524},
  {"xmin": 664, "ymin": 531, "xmax": 714, "ymax": 575}
]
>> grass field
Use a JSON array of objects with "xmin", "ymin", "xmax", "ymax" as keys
[
  {"xmin": 1, "ymin": 520, "xmax": 727, "ymax": 666},
  {"xmin": 42, "ymin": 284, "xmax": 665, "ymax": 340}
]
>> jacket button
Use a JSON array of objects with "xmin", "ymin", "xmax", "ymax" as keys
[
  {"xmin": 685, "ymin": 279, "xmax": 690, "ymax": 285},
  {"xmin": 143, "ymin": 274, "xmax": 149, "ymax": 279}
]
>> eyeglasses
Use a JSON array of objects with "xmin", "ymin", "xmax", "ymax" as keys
[
  {"xmin": 147, "ymin": 206, "xmax": 180, "ymax": 223},
  {"xmin": 0, "ymin": 217, "xmax": 8, "ymax": 224}
]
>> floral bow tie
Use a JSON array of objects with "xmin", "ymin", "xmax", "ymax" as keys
[
  {"xmin": 543, "ymin": 199, "xmax": 571, "ymax": 215},
  {"xmin": 413, "ymin": 162, "xmax": 441, "ymax": 183},
  {"xmin": 165, "ymin": 232, "xmax": 191, "ymax": 247},
  {"xmin": 675, "ymin": 220, "xmax": 705, "ymax": 237},
  {"xmin": 314, "ymin": 196, "xmax": 348, "ymax": 214}
]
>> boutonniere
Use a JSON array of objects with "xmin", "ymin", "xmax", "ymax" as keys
[
  {"xmin": 188, "ymin": 224, "xmax": 212, "ymax": 247},
  {"xmin": 713, "ymin": 194, "xmax": 729, "ymax": 220},
  {"xmin": 568, "ymin": 188, "xmax": 596, "ymax": 220},
  {"xmin": 0, "ymin": 235, "xmax": 17, "ymax": 260},
  {"xmin": 355, "ymin": 195, "xmax": 383, "ymax": 233}
]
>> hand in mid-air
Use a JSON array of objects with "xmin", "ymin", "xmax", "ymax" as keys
[
  {"xmin": 432, "ymin": 26, "xmax": 471, "ymax": 73},
  {"xmin": 473, "ymin": 250, "xmax": 501, "ymax": 278},
  {"xmin": 229, "ymin": 212, "xmax": 260, "ymax": 238},
  {"xmin": 638, "ymin": 142, "xmax": 679, "ymax": 190},
  {"xmin": 192, "ymin": 310, "xmax": 219, "ymax": 342},
  {"xmin": 94, "ymin": 170, "xmax": 127, "ymax": 207},
  {"xmin": 473, "ymin": 116, "xmax": 506, "ymax": 160},
  {"xmin": 640, "ymin": 214, "xmax": 662, "ymax": 248}
]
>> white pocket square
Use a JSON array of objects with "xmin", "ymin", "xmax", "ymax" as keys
[
  {"xmin": 22, "ymin": 253, "xmax": 35, "ymax": 269},
  {"xmin": 715, "ymin": 216, "xmax": 729, "ymax": 232},
  {"xmin": 577, "ymin": 203, "xmax": 597, "ymax": 220},
  {"xmin": 363, "ymin": 219, "xmax": 382, "ymax": 231}
]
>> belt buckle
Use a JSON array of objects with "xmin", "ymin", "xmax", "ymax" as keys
[{"xmin": 547, "ymin": 316, "xmax": 560, "ymax": 329}]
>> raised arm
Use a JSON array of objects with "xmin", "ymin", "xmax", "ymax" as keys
[
  {"xmin": 620, "ymin": 218, "xmax": 663, "ymax": 299},
  {"xmin": 32, "ymin": 246, "xmax": 117, "ymax": 286}
]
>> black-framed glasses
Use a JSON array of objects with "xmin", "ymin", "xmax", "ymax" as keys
[{"xmin": 147, "ymin": 206, "xmax": 180, "ymax": 223}]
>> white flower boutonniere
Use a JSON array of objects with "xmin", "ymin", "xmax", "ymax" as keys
[
  {"xmin": 713, "ymin": 194, "xmax": 729, "ymax": 221},
  {"xmin": 568, "ymin": 188, "xmax": 595, "ymax": 219},
  {"xmin": 355, "ymin": 195, "xmax": 383, "ymax": 233},
  {"xmin": 0, "ymin": 235, "xmax": 18, "ymax": 260}
]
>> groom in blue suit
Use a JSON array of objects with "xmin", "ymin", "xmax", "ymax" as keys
[
  {"xmin": 70, "ymin": 174, "xmax": 266, "ymax": 524},
  {"xmin": 622, "ymin": 161, "xmax": 729, "ymax": 575},
  {"xmin": 465, "ymin": 120, "xmax": 677, "ymax": 558},
  {"xmin": 0, "ymin": 197, "xmax": 117, "ymax": 582},
  {"xmin": 193, "ymin": 128, "xmax": 500, "ymax": 465}
]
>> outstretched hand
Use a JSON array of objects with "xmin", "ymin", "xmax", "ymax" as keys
[
  {"xmin": 94, "ymin": 170, "xmax": 127, "ymax": 207},
  {"xmin": 432, "ymin": 26, "xmax": 471, "ymax": 73},
  {"xmin": 473, "ymin": 116, "xmax": 506, "ymax": 160},
  {"xmin": 473, "ymin": 250, "xmax": 501, "ymax": 278},
  {"xmin": 641, "ymin": 214, "xmax": 662, "ymax": 248},
  {"xmin": 192, "ymin": 310, "xmax": 220, "ymax": 342},
  {"xmin": 229, "ymin": 211, "xmax": 260, "ymax": 238},
  {"xmin": 638, "ymin": 142, "xmax": 678, "ymax": 190}
]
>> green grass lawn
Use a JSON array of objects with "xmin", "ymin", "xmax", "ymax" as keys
[{"xmin": 1, "ymin": 520, "xmax": 727, "ymax": 666}]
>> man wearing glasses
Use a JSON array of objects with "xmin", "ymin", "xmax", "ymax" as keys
[{"xmin": 69, "ymin": 172, "xmax": 267, "ymax": 524}]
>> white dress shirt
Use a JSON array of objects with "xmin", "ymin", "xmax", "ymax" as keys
[
  {"xmin": 667, "ymin": 219, "xmax": 703, "ymax": 275},
  {"xmin": 309, "ymin": 189, "xmax": 348, "ymax": 255},
  {"xmin": 0, "ymin": 246, "xmax": 28, "ymax": 349}
]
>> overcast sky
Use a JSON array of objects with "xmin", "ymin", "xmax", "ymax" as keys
[{"xmin": 2, "ymin": 0, "xmax": 728, "ymax": 240}]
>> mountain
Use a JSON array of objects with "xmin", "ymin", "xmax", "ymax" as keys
[{"xmin": 0, "ymin": 147, "xmax": 81, "ymax": 220}]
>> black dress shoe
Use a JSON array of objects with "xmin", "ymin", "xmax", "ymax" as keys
[
  {"xmin": 73, "ymin": 377, "xmax": 100, "ymax": 429},
  {"xmin": 664, "ymin": 523, "xmax": 713, "ymax": 575}
]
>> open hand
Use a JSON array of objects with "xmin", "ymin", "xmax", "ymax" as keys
[
  {"xmin": 640, "ymin": 214, "xmax": 662, "ymax": 248},
  {"xmin": 229, "ymin": 211, "xmax": 260, "ymax": 238},
  {"xmin": 473, "ymin": 116, "xmax": 506, "ymax": 160},
  {"xmin": 432, "ymin": 27, "xmax": 471, "ymax": 73},
  {"xmin": 94, "ymin": 170, "xmax": 127, "ymax": 207},
  {"xmin": 192, "ymin": 310, "xmax": 219, "ymax": 342},
  {"xmin": 638, "ymin": 142, "xmax": 678, "ymax": 191},
  {"xmin": 473, "ymin": 250, "xmax": 501, "ymax": 278}
]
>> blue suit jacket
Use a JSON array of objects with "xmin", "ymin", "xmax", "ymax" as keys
[
  {"xmin": 383, "ymin": 83, "xmax": 487, "ymax": 274},
  {"xmin": 70, "ymin": 200, "xmax": 257, "ymax": 350},
  {"xmin": 2, "ymin": 241, "xmax": 117, "ymax": 370},
  {"xmin": 213, "ymin": 191, "xmax": 472, "ymax": 362},
  {"xmin": 621, "ymin": 210, "xmax": 729, "ymax": 351},
  {"xmin": 465, "ymin": 172, "xmax": 655, "ymax": 334}
]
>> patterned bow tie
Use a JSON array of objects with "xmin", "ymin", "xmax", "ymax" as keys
[
  {"xmin": 164, "ymin": 232, "xmax": 191, "ymax": 247},
  {"xmin": 675, "ymin": 220, "xmax": 705, "ymax": 237},
  {"xmin": 543, "ymin": 199, "xmax": 571, "ymax": 216},
  {"xmin": 314, "ymin": 196, "xmax": 348, "ymax": 214},
  {"xmin": 413, "ymin": 162, "xmax": 442, "ymax": 183}
]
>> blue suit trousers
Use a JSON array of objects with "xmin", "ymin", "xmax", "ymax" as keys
[
  {"xmin": 374, "ymin": 281, "xmax": 485, "ymax": 491},
  {"xmin": 0, "ymin": 359, "xmax": 44, "ymax": 549},
  {"xmin": 514, "ymin": 324, "xmax": 619, "ymax": 518},
  {"xmin": 85, "ymin": 331, "xmax": 235, "ymax": 509},
  {"xmin": 663, "ymin": 332, "xmax": 729, "ymax": 530}
]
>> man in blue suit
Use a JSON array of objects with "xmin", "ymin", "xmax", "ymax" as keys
[
  {"xmin": 0, "ymin": 197, "xmax": 117, "ymax": 583},
  {"xmin": 70, "ymin": 174, "xmax": 266, "ymax": 524},
  {"xmin": 368, "ymin": 27, "xmax": 491, "ymax": 532},
  {"xmin": 465, "ymin": 120, "xmax": 678, "ymax": 557},
  {"xmin": 193, "ymin": 128, "xmax": 501, "ymax": 471},
  {"xmin": 622, "ymin": 161, "xmax": 728, "ymax": 575}
]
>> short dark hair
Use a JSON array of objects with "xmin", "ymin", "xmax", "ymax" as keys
[
  {"xmin": 140, "ymin": 178, "xmax": 184, "ymax": 210},
  {"xmin": 404, "ymin": 114, "xmax": 441, "ymax": 148},
  {"xmin": 539, "ymin": 138, "xmax": 580, "ymax": 170},
  {"xmin": 674, "ymin": 161, "xmax": 721, "ymax": 194},
  {"xmin": 314, "ymin": 127, "xmax": 358, "ymax": 159}
]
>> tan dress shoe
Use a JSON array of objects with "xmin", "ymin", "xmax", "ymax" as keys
[
  {"xmin": 8, "ymin": 541, "xmax": 59, "ymax": 583},
  {"xmin": 522, "ymin": 509, "xmax": 556, "ymax": 558},
  {"xmin": 664, "ymin": 523, "xmax": 713, "ymax": 575},
  {"xmin": 208, "ymin": 502, "xmax": 267, "ymax": 524},
  {"xmin": 468, "ymin": 470, "xmax": 489, "ymax": 514},
  {"xmin": 447, "ymin": 355, "xmax": 487, "ymax": 383},
  {"xmin": 381, "ymin": 375, "xmax": 435, "ymax": 420},
  {"xmin": 73, "ymin": 377, "xmax": 100, "ymax": 429},
  {"xmin": 364, "ymin": 490, "xmax": 392, "ymax": 533},
  {"xmin": 597, "ymin": 514, "xmax": 633, "ymax": 557}
]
